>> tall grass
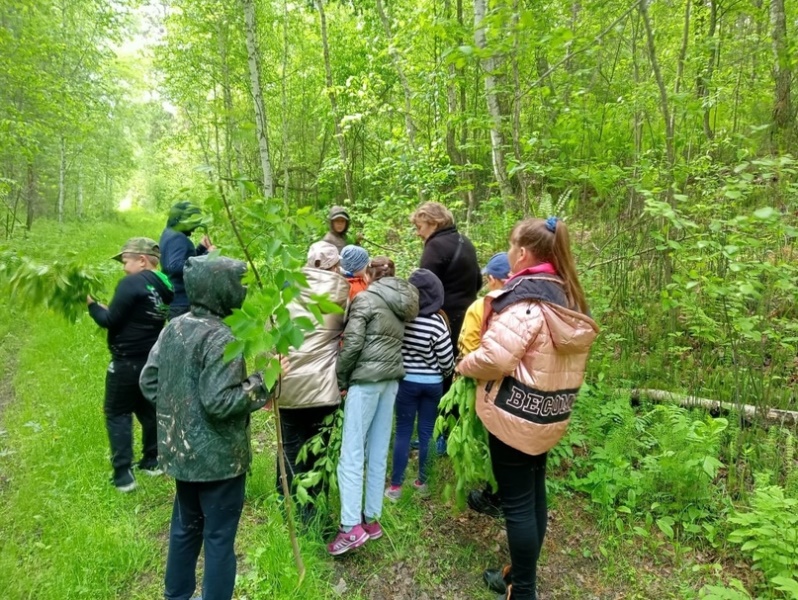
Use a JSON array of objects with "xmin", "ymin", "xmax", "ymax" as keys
[{"xmin": 0, "ymin": 216, "xmax": 496, "ymax": 600}]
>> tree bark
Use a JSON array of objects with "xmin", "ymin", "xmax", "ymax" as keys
[
  {"xmin": 473, "ymin": 0, "xmax": 514, "ymax": 202},
  {"xmin": 510, "ymin": 0, "xmax": 528, "ymax": 211},
  {"xmin": 640, "ymin": 0, "xmax": 675, "ymax": 288},
  {"xmin": 218, "ymin": 20, "xmax": 243, "ymax": 178},
  {"xmin": 25, "ymin": 159, "xmax": 35, "ymax": 231},
  {"xmin": 58, "ymin": 136, "xmax": 66, "ymax": 223},
  {"xmin": 242, "ymin": 0, "xmax": 275, "ymax": 197},
  {"xmin": 695, "ymin": 0, "xmax": 717, "ymax": 141},
  {"xmin": 315, "ymin": 0, "xmax": 355, "ymax": 202},
  {"xmin": 281, "ymin": 0, "xmax": 290, "ymax": 202},
  {"xmin": 672, "ymin": 0, "xmax": 691, "ymax": 138},
  {"xmin": 770, "ymin": 0, "xmax": 792, "ymax": 141}
]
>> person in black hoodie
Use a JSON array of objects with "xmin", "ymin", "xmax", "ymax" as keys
[
  {"xmin": 87, "ymin": 237, "xmax": 174, "ymax": 492},
  {"xmin": 410, "ymin": 202, "xmax": 481, "ymax": 375}
]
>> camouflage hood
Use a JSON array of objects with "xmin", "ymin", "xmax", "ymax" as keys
[{"xmin": 185, "ymin": 255, "xmax": 247, "ymax": 318}]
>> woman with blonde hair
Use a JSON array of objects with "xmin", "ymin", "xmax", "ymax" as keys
[
  {"xmin": 410, "ymin": 201, "xmax": 480, "ymax": 380},
  {"xmin": 457, "ymin": 217, "xmax": 598, "ymax": 600}
]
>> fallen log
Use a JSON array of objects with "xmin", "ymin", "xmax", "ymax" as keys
[{"xmin": 626, "ymin": 388, "xmax": 798, "ymax": 427}]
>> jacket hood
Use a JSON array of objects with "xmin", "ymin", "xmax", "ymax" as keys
[
  {"xmin": 328, "ymin": 205, "xmax": 350, "ymax": 234},
  {"xmin": 145, "ymin": 270, "xmax": 175, "ymax": 305},
  {"xmin": 299, "ymin": 266, "xmax": 350, "ymax": 307},
  {"xmin": 369, "ymin": 277, "xmax": 419, "ymax": 322},
  {"xmin": 408, "ymin": 268, "xmax": 444, "ymax": 316},
  {"xmin": 185, "ymin": 255, "xmax": 247, "ymax": 317},
  {"xmin": 541, "ymin": 303, "xmax": 599, "ymax": 354},
  {"xmin": 492, "ymin": 274, "xmax": 598, "ymax": 354}
]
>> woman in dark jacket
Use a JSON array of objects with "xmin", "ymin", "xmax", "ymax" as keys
[{"xmin": 410, "ymin": 202, "xmax": 481, "ymax": 356}]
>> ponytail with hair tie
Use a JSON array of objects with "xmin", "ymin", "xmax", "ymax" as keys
[{"xmin": 545, "ymin": 216, "xmax": 558, "ymax": 233}]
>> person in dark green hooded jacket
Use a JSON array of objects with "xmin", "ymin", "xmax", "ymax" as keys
[
  {"xmin": 159, "ymin": 200, "xmax": 215, "ymax": 319},
  {"xmin": 140, "ymin": 254, "xmax": 287, "ymax": 600}
]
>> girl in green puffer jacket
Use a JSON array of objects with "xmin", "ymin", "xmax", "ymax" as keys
[{"xmin": 327, "ymin": 257, "xmax": 419, "ymax": 556}]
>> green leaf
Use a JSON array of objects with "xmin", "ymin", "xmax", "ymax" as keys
[{"xmin": 753, "ymin": 206, "xmax": 779, "ymax": 220}]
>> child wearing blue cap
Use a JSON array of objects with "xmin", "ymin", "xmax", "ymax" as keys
[{"xmin": 457, "ymin": 252, "xmax": 511, "ymax": 356}]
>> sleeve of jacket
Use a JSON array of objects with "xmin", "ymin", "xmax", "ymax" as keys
[
  {"xmin": 163, "ymin": 234, "xmax": 195, "ymax": 276},
  {"xmin": 139, "ymin": 330, "xmax": 163, "ymax": 404},
  {"xmin": 457, "ymin": 299, "xmax": 483, "ymax": 356},
  {"xmin": 336, "ymin": 295, "xmax": 370, "ymax": 389},
  {"xmin": 88, "ymin": 276, "xmax": 138, "ymax": 330},
  {"xmin": 458, "ymin": 302, "xmax": 543, "ymax": 382},
  {"xmin": 435, "ymin": 326, "xmax": 455, "ymax": 377},
  {"xmin": 199, "ymin": 330, "xmax": 270, "ymax": 420}
]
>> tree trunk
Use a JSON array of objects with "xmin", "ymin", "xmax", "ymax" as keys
[
  {"xmin": 695, "ymin": 0, "xmax": 717, "ymax": 141},
  {"xmin": 629, "ymin": 388, "xmax": 798, "ymax": 428},
  {"xmin": 77, "ymin": 173, "xmax": 83, "ymax": 220},
  {"xmin": 770, "ymin": 0, "xmax": 792, "ymax": 141},
  {"xmin": 510, "ymin": 0, "xmax": 528, "ymax": 211},
  {"xmin": 473, "ymin": 0, "xmax": 514, "ymax": 201},
  {"xmin": 375, "ymin": 0, "xmax": 416, "ymax": 147},
  {"xmin": 218, "ymin": 20, "xmax": 243, "ymax": 178},
  {"xmin": 58, "ymin": 136, "xmax": 66, "ymax": 223},
  {"xmin": 281, "ymin": 0, "xmax": 290, "ymax": 202},
  {"xmin": 26, "ymin": 159, "xmax": 35, "ymax": 231},
  {"xmin": 242, "ymin": 0, "xmax": 275, "ymax": 197},
  {"xmin": 671, "ymin": 0, "xmax": 691, "ymax": 138},
  {"xmin": 315, "ymin": 0, "xmax": 354, "ymax": 202},
  {"xmin": 640, "ymin": 0, "xmax": 675, "ymax": 288}
]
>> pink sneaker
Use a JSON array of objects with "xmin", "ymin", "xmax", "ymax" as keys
[
  {"xmin": 361, "ymin": 518, "xmax": 383, "ymax": 540},
  {"xmin": 327, "ymin": 524, "xmax": 370, "ymax": 556},
  {"xmin": 413, "ymin": 480, "xmax": 430, "ymax": 497}
]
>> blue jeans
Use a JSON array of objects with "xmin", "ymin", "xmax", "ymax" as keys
[
  {"xmin": 390, "ymin": 379, "xmax": 443, "ymax": 486},
  {"xmin": 164, "ymin": 474, "xmax": 246, "ymax": 600},
  {"xmin": 337, "ymin": 380, "xmax": 398, "ymax": 527}
]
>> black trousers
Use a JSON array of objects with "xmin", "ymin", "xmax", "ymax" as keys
[
  {"xmin": 489, "ymin": 434, "xmax": 548, "ymax": 600},
  {"xmin": 276, "ymin": 405, "xmax": 337, "ymax": 498},
  {"xmin": 104, "ymin": 358, "xmax": 157, "ymax": 477},
  {"xmin": 165, "ymin": 474, "xmax": 246, "ymax": 600}
]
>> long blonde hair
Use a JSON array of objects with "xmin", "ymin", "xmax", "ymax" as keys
[{"xmin": 510, "ymin": 218, "xmax": 589, "ymax": 314}]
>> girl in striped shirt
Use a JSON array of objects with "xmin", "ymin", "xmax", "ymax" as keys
[{"xmin": 385, "ymin": 268, "xmax": 454, "ymax": 500}]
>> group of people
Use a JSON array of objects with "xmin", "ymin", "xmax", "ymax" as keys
[{"xmin": 86, "ymin": 200, "xmax": 598, "ymax": 600}]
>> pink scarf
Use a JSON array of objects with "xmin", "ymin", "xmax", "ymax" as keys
[{"xmin": 506, "ymin": 262, "xmax": 558, "ymax": 283}]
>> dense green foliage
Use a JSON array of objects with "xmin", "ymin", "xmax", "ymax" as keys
[{"xmin": 2, "ymin": 0, "xmax": 798, "ymax": 597}]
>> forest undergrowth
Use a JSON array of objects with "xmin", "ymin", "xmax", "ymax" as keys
[{"xmin": 1, "ymin": 214, "xmax": 796, "ymax": 599}]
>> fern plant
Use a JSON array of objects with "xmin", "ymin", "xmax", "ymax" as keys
[{"xmin": 727, "ymin": 485, "xmax": 798, "ymax": 597}]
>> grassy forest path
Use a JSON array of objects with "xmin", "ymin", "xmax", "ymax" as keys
[{"xmin": 0, "ymin": 216, "xmax": 723, "ymax": 600}]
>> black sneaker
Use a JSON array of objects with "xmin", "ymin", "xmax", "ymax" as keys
[
  {"xmin": 112, "ymin": 468, "xmax": 137, "ymax": 493},
  {"xmin": 483, "ymin": 565, "xmax": 511, "ymax": 594},
  {"xmin": 468, "ymin": 489, "xmax": 502, "ymax": 518},
  {"xmin": 136, "ymin": 460, "xmax": 163, "ymax": 476}
]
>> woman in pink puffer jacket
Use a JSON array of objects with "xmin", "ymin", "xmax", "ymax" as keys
[{"xmin": 458, "ymin": 217, "xmax": 599, "ymax": 600}]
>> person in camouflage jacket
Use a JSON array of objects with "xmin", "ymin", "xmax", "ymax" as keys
[{"xmin": 140, "ymin": 254, "xmax": 285, "ymax": 600}]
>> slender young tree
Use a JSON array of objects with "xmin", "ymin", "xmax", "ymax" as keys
[{"xmin": 241, "ymin": 0, "xmax": 275, "ymax": 197}]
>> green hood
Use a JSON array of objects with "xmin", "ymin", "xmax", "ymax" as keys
[
  {"xmin": 368, "ymin": 276, "xmax": 419, "ymax": 322},
  {"xmin": 185, "ymin": 255, "xmax": 247, "ymax": 318}
]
